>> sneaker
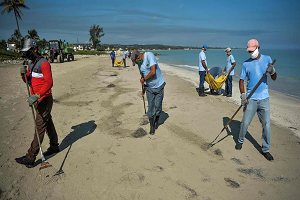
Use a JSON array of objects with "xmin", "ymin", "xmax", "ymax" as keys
[
  {"xmin": 226, "ymin": 94, "xmax": 232, "ymax": 97},
  {"xmin": 223, "ymin": 93, "xmax": 228, "ymax": 96},
  {"xmin": 43, "ymin": 147, "xmax": 60, "ymax": 157},
  {"xmin": 15, "ymin": 155, "xmax": 35, "ymax": 168},
  {"xmin": 235, "ymin": 142, "xmax": 243, "ymax": 150},
  {"xmin": 262, "ymin": 152, "xmax": 274, "ymax": 161}
]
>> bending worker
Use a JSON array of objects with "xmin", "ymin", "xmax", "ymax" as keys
[
  {"xmin": 131, "ymin": 50, "xmax": 166, "ymax": 135},
  {"xmin": 236, "ymin": 39, "xmax": 277, "ymax": 161},
  {"xmin": 16, "ymin": 39, "xmax": 59, "ymax": 167}
]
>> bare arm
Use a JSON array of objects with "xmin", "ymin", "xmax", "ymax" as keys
[
  {"xmin": 271, "ymin": 72, "xmax": 277, "ymax": 81},
  {"xmin": 140, "ymin": 65, "xmax": 156, "ymax": 84},
  {"xmin": 228, "ymin": 62, "xmax": 236, "ymax": 74},
  {"xmin": 201, "ymin": 60, "xmax": 209, "ymax": 73},
  {"xmin": 239, "ymin": 79, "xmax": 245, "ymax": 94}
]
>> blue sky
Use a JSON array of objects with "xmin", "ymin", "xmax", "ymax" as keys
[{"xmin": 1, "ymin": 0, "xmax": 300, "ymax": 49}]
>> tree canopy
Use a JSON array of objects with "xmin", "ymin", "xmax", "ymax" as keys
[
  {"xmin": 0, "ymin": 0, "xmax": 29, "ymax": 38},
  {"xmin": 89, "ymin": 24, "xmax": 105, "ymax": 49}
]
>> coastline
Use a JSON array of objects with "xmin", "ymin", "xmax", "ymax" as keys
[
  {"xmin": 158, "ymin": 62, "xmax": 300, "ymax": 139},
  {"xmin": 1, "ymin": 55, "xmax": 300, "ymax": 199}
]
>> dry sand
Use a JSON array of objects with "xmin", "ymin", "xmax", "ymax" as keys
[{"xmin": 0, "ymin": 55, "xmax": 300, "ymax": 200}]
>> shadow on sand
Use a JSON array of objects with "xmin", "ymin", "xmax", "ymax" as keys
[
  {"xmin": 211, "ymin": 117, "xmax": 261, "ymax": 153},
  {"xmin": 34, "ymin": 120, "xmax": 97, "ymax": 167}
]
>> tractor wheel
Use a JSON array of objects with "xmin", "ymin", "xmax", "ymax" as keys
[
  {"xmin": 61, "ymin": 54, "xmax": 64, "ymax": 63},
  {"xmin": 71, "ymin": 55, "xmax": 74, "ymax": 61}
]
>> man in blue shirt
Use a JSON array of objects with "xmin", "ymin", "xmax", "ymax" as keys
[
  {"xmin": 236, "ymin": 39, "xmax": 277, "ymax": 161},
  {"xmin": 198, "ymin": 45, "xmax": 209, "ymax": 96},
  {"xmin": 123, "ymin": 50, "xmax": 127, "ymax": 68},
  {"xmin": 110, "ymin": 49, "xmax": 115, "ymax": 67},
  {"xmin": 131, "ymin": 50, "xmax": 166, "ymax": 135},
  {"xmin": 222, "ymin": 47, "xmax": 236, "ymax": 97}
]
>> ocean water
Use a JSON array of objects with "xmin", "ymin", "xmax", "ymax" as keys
[{"xmin": 153, "ymin": 49, "xmax": 300, "ymax": 99}]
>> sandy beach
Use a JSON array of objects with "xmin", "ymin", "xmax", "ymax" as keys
[{"xmin": 0, "ymin": 55, "xmax": 300, "ymax": 200}]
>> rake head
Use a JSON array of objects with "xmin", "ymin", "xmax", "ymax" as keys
[{"xmin": 36, "ymin": 161, "xmax": 60, "ymax": 185}]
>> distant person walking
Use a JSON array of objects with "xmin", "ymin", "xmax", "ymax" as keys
[
  {"xmin": 222, "ymin": 47, "xmax": 236, "ymax": 97},
  {"xmin": 16, "ymin": 39, "xmax": 59, "ymax": 167},
  {"xmin": 123, "ymin": 50, "xmax": 127, "ymax": 68},
  {"xmin": 198, "ymin": 45, "xmax": 209, "ymax": 96},
  {"xmin": 131, "ymin": 50, "xmax": 166, "ymax": 135},
  {"xmin": 236, "ymin": 39, "xmax": 277, "ymax": 161},
  {"xmin": 110, "ymin": 49, "xmax": 115, "ymax": 67}
]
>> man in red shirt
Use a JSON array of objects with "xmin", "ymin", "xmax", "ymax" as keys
[{"xmin": 15, "ymin": 39, "xmax": 59, "ymax": 167}]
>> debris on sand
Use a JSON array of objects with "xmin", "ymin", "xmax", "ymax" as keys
[
  {"xmin": 177, "ymin": 181, "xmax": 198, "ymax": 198},
  {"xmin": 169, "ymin": 106, "xmax": 177, "ymax": 109},
  {"xmin": 140, "ymin": 119, "xmax": 149, "ymax": 125},
  {"xmin": 237, "ymin": 167, "xmax": 264, "ymax": 179},
  {"xmin": 230, "ymin": 157, "xmax": 243, "ymax": 165},
  {"xmin": 224, "ymin": 178, "xmax": 240, "ymax": 188},
  {"xmin": 214, "ymin": 148, "xmax": 222, "ymax": 156},
  {"xmin": 272, "ymin": 175, "xmax": 289, "ymax": 182},
  {"xmin": 131, "ymin": 128, "xmax": 147, "ymax": 138},
  {"xmin": 107, "ymin": 84, "xmax": 115, "ymax": 88},
  {"xmin": 110, "ymin": 74, "xmax": 117, "ymax": 76}
]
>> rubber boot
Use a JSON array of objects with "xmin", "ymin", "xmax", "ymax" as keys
[
  {"xmin": 199, "ymin": 88, "xmax": 207, "ymax": 97},
  {"xmin": 154, "ymin": 115, "xmax": 160, "ymax": 129},
  {"xmin": 149, "ymin": 117, "xmax": 155, "ymax": 135}
]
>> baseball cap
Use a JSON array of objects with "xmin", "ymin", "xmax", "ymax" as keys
[
  {"xmin": 21, "ymin": 38, "xmax": 37, "ymax": 52},
  {"xmin": 246, "ymin": 39, "xmax": 259, "ymax": 51},
  {"xmin": 131, "ymin": 50, "xmax": 140, "ymax": 66},
  {"xmin": 224, "ymin": 47, "xmax": 231, "ymax": 52},
  {"xmin": 202, "ymin": 44, "xmax": 207, "ymax": 49}
]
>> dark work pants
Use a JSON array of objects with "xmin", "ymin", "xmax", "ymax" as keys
[
  {"xmin": 111, "ymin": 58, "xmax": 115, "ymax": 67},
  {"xmin": 145, "ymin": 82, "xmax": 166, "ymax": 119},
  {"xmin": 225, "ymin": 75, "xmax": 233, "ymax": 95},
  {"xmin": 199, "ymin": 71, "xmax": 206, "ymax": 89},
  {"xmin": 123, "ymin": 58, "xmax": 126, "ymax": 68},
  {"xmin": 27, "ymin": 96, "xmax": 58, "ymax": 160}
]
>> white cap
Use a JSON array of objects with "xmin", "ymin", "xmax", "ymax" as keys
[{"xmin": 224, "ymin": 47, "xmax": 231, "ymax": 52}]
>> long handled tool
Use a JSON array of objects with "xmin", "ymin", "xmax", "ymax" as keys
[
  {"xmin": 141, "ymin": 84, "xmax": 147, "ymax": 115},
  {"xmin": 208, "ymin": 59, "xmax": 276, "ymax": 147},
  {"xmin": 23, "ymin": 65, "xmax": 57, "ymax": 183}
]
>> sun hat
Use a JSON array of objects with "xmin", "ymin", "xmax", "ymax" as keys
[
  {"xmin": 21, "ymin": 38, "xmax": 37, "ymax": 52},
  {"xmin": 246, "ymin": 39, "xmax": 259, "ymax": 51},
  {"xmin": 202, "ymin": 44, "xmax": 207, "ymax": 49},
  {"xmin": 131, "ymin": 50, "xmax": 140, "ymax": 65},
  {"xmin": 224, "ymin": 47, "xmax": 231, "ymax": 52}
]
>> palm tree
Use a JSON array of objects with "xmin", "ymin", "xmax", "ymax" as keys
[
  {"xmin": 0, "ymin": 0, "xmax": 29, "ymax": 42},
  {"xmin": 25, "ymin": 29, "xmax": 40, "ymax": 40}
]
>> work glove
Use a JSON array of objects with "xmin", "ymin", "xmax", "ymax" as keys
[
  {"xmin": 266, "ymin": 63, "xmax": 276, "ymax": 75},
  {"xmin": 27, "ymin": 94, "xmax": 40, "ymax": 107},
  {"xmin": 20, "ymin": 65, "xmax": 27, "ymax": 76},
  {"xmin": 240, "ymin": 93, "xmax": 248, "ymax": 107}
]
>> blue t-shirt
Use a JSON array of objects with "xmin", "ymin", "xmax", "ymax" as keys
[
  {"xmin": 139, "ymin": 52, "xmax": 165, "ymax": 89},
  {"xmin": 110, "ymin": 51, "xmax": 115, "ymax": 58},
  {"xmin": 123, "ymin": 51, "xmax": 127, "ymax": 59},
  {"xmin": 199, "ymin": 50, "xmax": 207, "ymax": 71},
  {"xmin": 226, "ymin": 54, "xmax": 235, "ymax": 76},
  {"xmin": 240, "ymin": 54, "xmax": 272, "ymax": 100}
]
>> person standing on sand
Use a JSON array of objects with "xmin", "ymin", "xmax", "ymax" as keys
[
  {"xmin": 123, "ymin": 50, "xmax": 127, "ymax": 68},
  {"xmin": 131, "ymin": 50, "xmax": 166, "ymax": 135},
  {"xmin": 15, "ymin": 39, "xmax": 59, "ymax": 167},
  {"xmin": 198, "ymin": 45, "xmax": 209, "ymax": 97},
  {"xmin": 236, "ymin": 39, "xmax": 277, "ymax": 161},
  {"xmin": 222, "ymin": 47, "xmax": 236, "ymax": 97},
  {"xmin": 110, "ymin": 49, "xmax": 115, "ymax": 67}
]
